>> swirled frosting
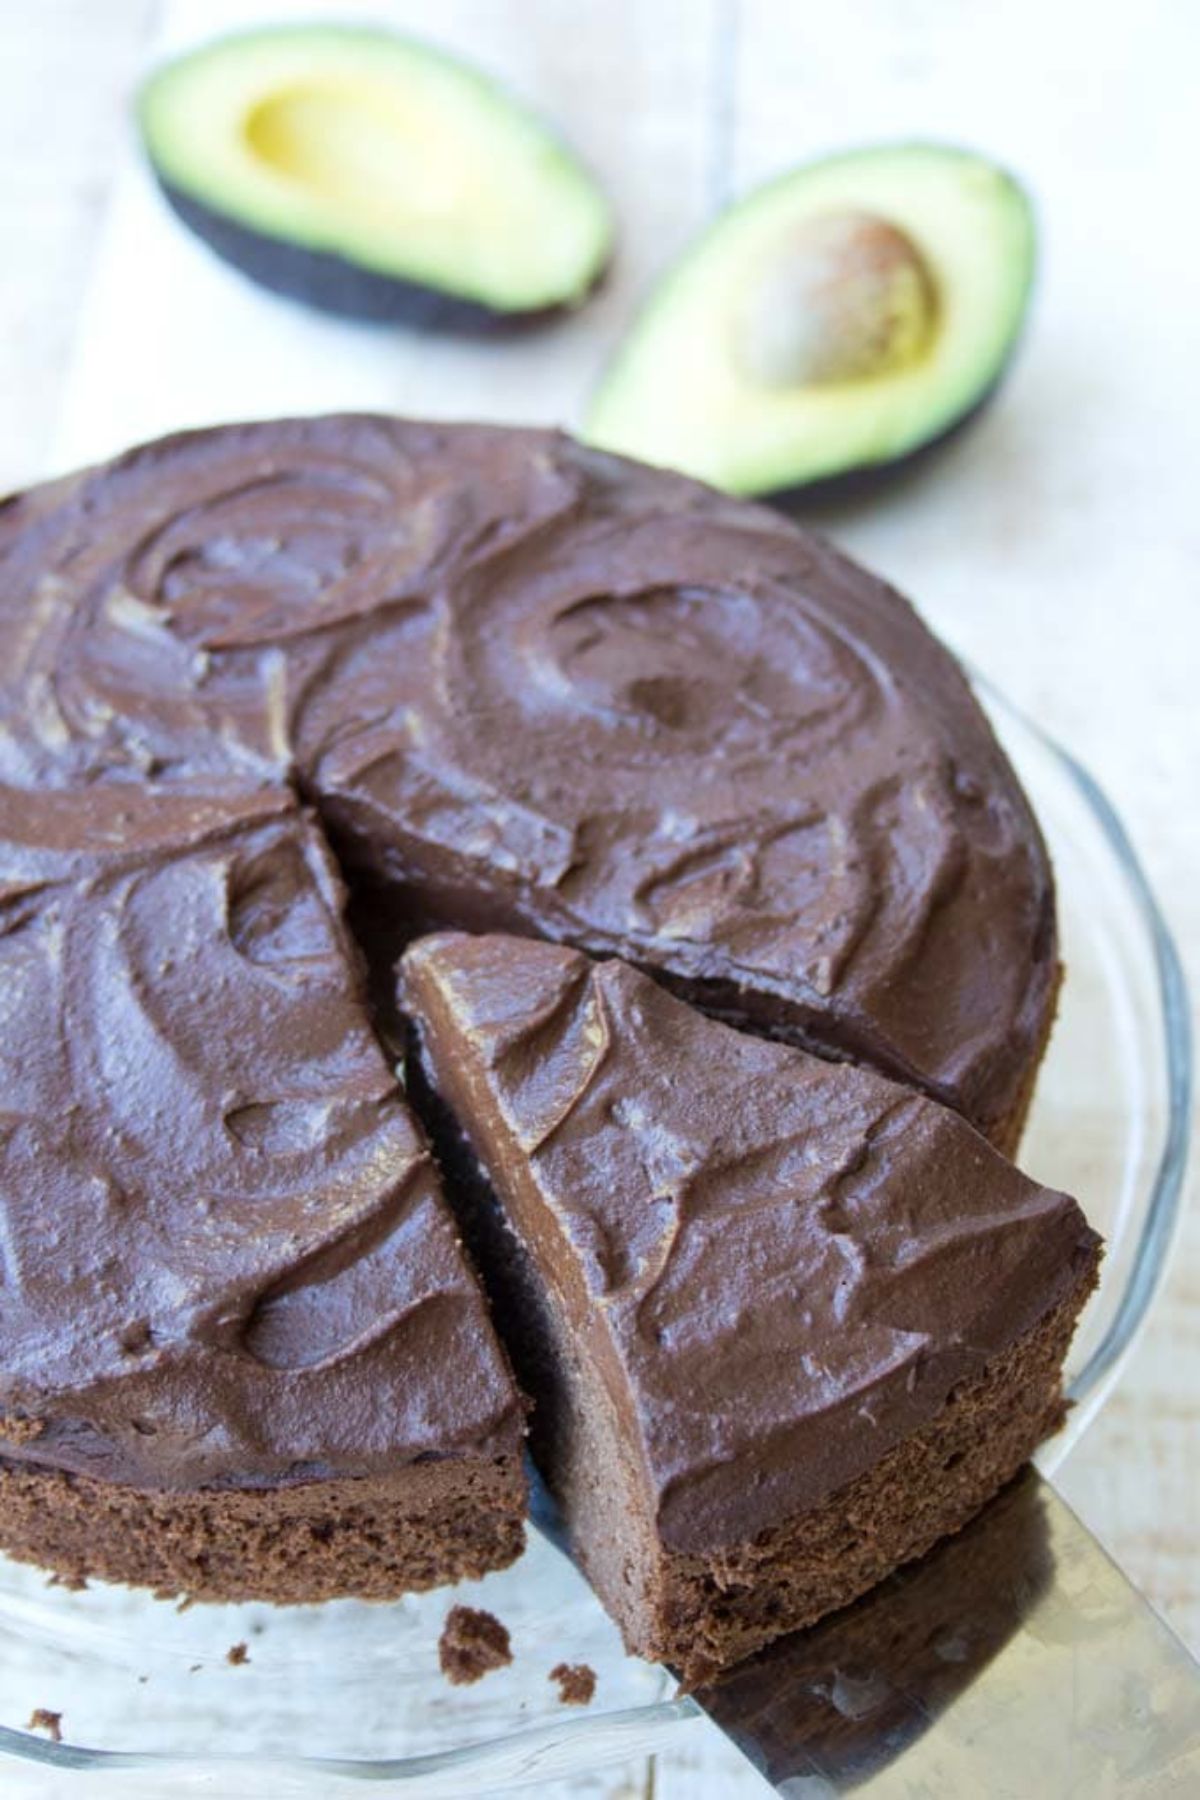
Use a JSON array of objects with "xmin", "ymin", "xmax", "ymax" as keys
[
  {"xmin": 0, "ymin": 416, "xmax": 1055, "ymax": 1138},
  {"xmin": 0, "ymin": 784, "xmax": 523, "ymax": 1489},
  {"xmin": 0, "ymin": 415, "xmax": 1068, "ymax": 1502},
  {"xmin": 402, "ymin": 933, "xmax": 1099, "ymax": 1552}
]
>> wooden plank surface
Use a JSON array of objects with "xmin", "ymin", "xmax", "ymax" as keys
[{"xmin": 0, "ymin": 3, "xmax": 1196, "ymax": 1795}]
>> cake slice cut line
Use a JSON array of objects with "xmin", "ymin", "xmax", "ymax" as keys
[{"xmin": 0, "ymin": 416, "xmax": 1097, "ymax": 1668}]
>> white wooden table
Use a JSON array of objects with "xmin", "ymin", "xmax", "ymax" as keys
[{"xmin": 1, "ymin": 3, "xmax": 1197, "ymax": 1794}]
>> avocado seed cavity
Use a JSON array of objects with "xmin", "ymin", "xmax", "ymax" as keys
[{"xmin": 732, "ymin": 211, "xmax": 937, "ymax": 389}]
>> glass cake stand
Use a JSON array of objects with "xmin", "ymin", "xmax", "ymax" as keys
[{"xmin": 0, "ymin": 682, "xmax": 1191, "ymax": 1798}]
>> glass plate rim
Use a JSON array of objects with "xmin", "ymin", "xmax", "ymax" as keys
[
  {"xmin": 969, "ymin": 674, "xmax": 1194, "ymax": 1427},
  {"xmin": 0, "ymin": 679, "xmax": 1192, "ymax": 1783}
]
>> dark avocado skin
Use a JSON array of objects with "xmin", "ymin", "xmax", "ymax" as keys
[{"xmin": 157, "ymin": 180, "xmax": 596, "ymax": 332}]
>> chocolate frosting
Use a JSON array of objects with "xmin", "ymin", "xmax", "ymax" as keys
[
  {"xmin": 0, "ymin": 784, "xmax": 522, "ymax": 1489},
  {"xmin": 0, "ymin": 416, "xmax": 1055, "ymax": 1137},
  {"xmin": 402, "ymin": 933, "xmax": 1099, "ymax": 1553},
  {"xmin": 0, "ymin": 414, "xmax": 1068, "ymax": 1503}
]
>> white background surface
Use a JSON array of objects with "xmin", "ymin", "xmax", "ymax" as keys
[{"xmin": 1, "ymin": 1, "xmax": 1197, "ymax": 1794}]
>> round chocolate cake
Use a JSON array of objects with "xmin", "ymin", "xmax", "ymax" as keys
[{"xmin": 0, "ymin": 418, "xmax": 1096, "ymax": 1672}]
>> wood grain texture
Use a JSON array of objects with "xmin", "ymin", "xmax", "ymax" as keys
[{"xmin": 0, "ymin": 2, "xmax": 1195, "ymax": 1794}]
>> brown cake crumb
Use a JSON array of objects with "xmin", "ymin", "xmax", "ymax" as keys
[
  {"xmin": 45, "ymin": 1570, "xmax": 87, "ymax": 1592},
  {"xmin": 549, "ymin": 1662, "xmax": 596, "ymax": 1705},
  {"xmin": 0, "ymin": 1447, "xmax": 526, "ymax": 1609},
  {"xmin": 27, "ymin": 1708, "xmax": 62, "ymax": 1742},
  {"xmin": 226, "ymin": 1642, "xmax": 249, "ymax": 1666},
  {"xmin": 438, "ymin": 1605, "xmax": 512, "ymax": 1685}
]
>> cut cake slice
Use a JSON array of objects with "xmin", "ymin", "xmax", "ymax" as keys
[{"xmin": 402, "ymin": 930, "xmax": 1099, "ymax": 1684}]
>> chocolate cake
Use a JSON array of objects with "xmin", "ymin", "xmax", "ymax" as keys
[
  {"xmin": 0, "ymin": 414, "xmax": 1095, "ymax": 1666},
  {"xmin": 401, "ymin": 933, "xmax": 1100, "ymax": 1685},
  {"xmin": 0, "ymin": 415, "xmax": 1056, "ymax": 1146},
  {"xmin": 0, "ymin": 783, "xmax": 526, "ymax": 1599}
]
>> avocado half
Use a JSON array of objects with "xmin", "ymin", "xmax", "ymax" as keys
[
  {"xmin": 138, "ymin": 25, "xmax": 613, "ymax": 329},
  {"xmin": 585, "ymin": 144, "xmax": 1035, "ymax": 494}
]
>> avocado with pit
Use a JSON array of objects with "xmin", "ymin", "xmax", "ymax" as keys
[
  {"xmin": 586, "ymin": 144, "xmax": 1034, "ymax": 494},
  {"xmin": 138, "ymin": 25, "xmax": 613, "ymax": 329}
]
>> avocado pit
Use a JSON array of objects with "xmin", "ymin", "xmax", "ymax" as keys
[{"xmin": 732, "ymin": 210, "xmax": 938, "ymax": 389}]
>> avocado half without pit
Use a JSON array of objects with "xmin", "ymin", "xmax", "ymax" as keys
[
  {"xmin": 137, "ymin": 25, "xmax": 614, "ymax": 329},
  {"xmin": 585, "ymin": 144, "xmax": 1035, "ymax": 495}
]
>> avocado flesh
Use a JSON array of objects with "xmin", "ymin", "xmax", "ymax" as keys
[
  {"xmin": 138, "ymin": 26, "xmax": 613, "ymax": 324},
  {"xmin": 585, "ymin": 145, "xmax": 1034, "ymax": 495}
]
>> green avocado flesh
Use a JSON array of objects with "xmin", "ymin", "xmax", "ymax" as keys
[
  {"xmin": 585, "ymin": 145, "xmax": 1035, "ymax": 494},
  {"xmin": 138, "ymin": 25, "xmax": 613, "ymax": 320}
]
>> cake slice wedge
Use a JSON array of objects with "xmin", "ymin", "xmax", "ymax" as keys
[
  {"xmin": 0, "ymin": 788, "xmax": 527, "ymax": 1601},
  {"xmin": 401, "ymin": 931, "xmax": 1100, "ymax": 1685}
]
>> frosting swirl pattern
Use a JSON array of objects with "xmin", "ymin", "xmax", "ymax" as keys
[
  {"xmin": 0, "ymin": 416, "xmax": 1064, "ymax": 1499},
  {"xmin": 0, "ymin": 783, "xmax": 522, "ymax": 1488},
  {"xmin": 0, "ymin": 418, "xmax": 1055, "ymax": 1136},
  {"xmin": 403, "ymin": 932, "xmax": 1098, "ymax": 1552}
]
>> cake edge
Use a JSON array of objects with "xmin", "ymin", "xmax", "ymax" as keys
[{"xmin": 0, "ymin": 1453, "xmax": 527, "ymax": 1603}]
